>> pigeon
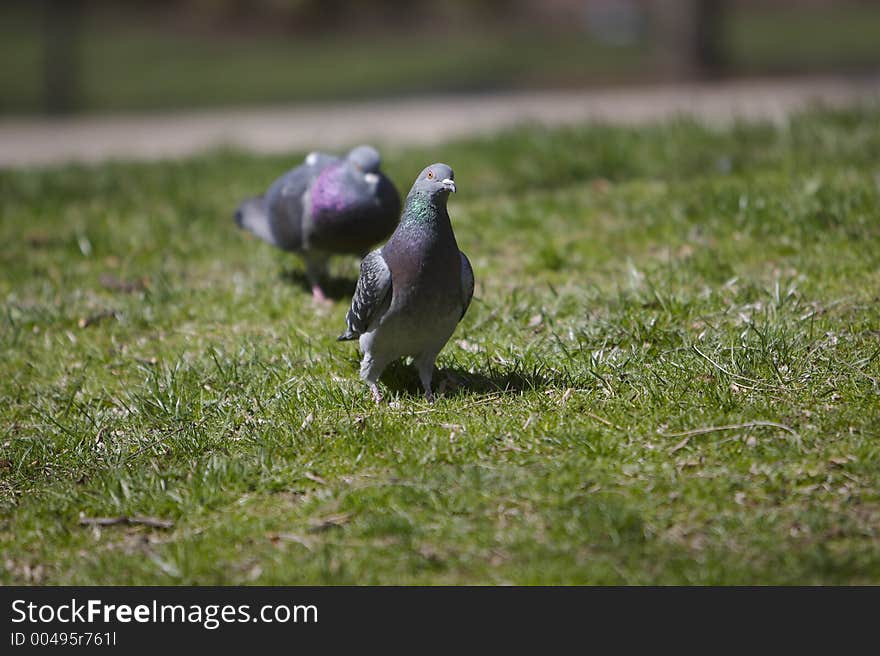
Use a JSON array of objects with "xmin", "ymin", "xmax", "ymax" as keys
[
  {"xmin": 338, "ymin": 163, "xmax": 474, "ymax": 402},
  {"xmin": 234, "ymin": 145, "xmax": 401, "ymax": 302}
]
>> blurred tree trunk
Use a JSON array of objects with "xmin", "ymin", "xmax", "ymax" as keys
[
  {"xmin": 43, "ymin": 0, "xmax": 84, "ymax": 114},
  {"xmin": 695, "ymin": 0, "xmax": 726, "ymax": 75},
  {"xmin": 297, "ymin": 0, "xmax": 348, "ymax": 32},
  {"xmin": 651, "ymin": 0, "xmax": 727, "ymax": 79}
]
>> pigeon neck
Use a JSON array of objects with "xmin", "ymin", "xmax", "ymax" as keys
[{"xmin": 403, "ymin": 190, "xmax": 448, "ymax": 228}]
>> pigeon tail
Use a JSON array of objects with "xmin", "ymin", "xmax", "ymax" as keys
[
  {"xmin": 336, "ymin": 329, "xmax": 358, "ymax": 342},
  {"xmin": 234, "ymin": 196, "xmax": 276, "ymax": 245}
]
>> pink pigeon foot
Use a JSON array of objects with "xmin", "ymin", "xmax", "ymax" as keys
[{"xmin": 311, "ymin": 285, "xmax": 330, "ymax": 304}]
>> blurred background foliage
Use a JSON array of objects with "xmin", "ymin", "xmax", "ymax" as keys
[{"xmin": 1, "ymin": 0, "xmax": 879, "ymax": 115}]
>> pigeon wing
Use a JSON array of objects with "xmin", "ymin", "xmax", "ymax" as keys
[
  {"xmin": 303, "ymin": 151, "xmax": 336, "ymax": 171},
  {"xmin": 338, "ymin": 250, "xmax": 392, "ymax": 341},
  {"xmin": 261, "ymin": 165, "xmax": 314, "ymax": 251},
  {"xmin": 263, "ymin": 153, "xmax": 339, "ymax": 251},
  {"xmin": 459, "ymin": 251, "xmax": 475, "ymax": 320}
]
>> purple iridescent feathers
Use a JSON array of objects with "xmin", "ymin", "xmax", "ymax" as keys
[{"xmin": 234, "ymin": 145, "xmax": 401, "ymax": 300}]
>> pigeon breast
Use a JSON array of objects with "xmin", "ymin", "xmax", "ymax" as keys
[{"xmin": 307, "ymin": 164, "xmax": 400, "ymax": 254}]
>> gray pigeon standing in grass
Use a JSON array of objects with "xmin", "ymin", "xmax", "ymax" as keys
[
  {"xmin": 338, "ymin": 163, "xmax": 474, "ymax": 402},
  {"xmin": 235, "ymin": 145, "xmax": 401, "ymax": 302}
]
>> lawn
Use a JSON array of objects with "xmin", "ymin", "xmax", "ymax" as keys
[
  {"xmin": 3, "ymin": 3, "xmax": 880, "ymax": 114},
  {"xmin": 725, "ymin": 4, "xmax": 880, "ymax": 73},
  {"xmin": 1, "ymin": 107, "xmax": 880, "ymax": 584},
  {"xmin": 0, "ymin": 7, "xmax": 648, "ymax": 115}
]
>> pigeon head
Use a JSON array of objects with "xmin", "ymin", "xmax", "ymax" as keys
[
  {"xmin": 410, "ymin": 163, "xmax": 456, "ymax": 199},
  {"xmin": 347, "ymin": 145, "xmax": 382, "ymax": 174}
]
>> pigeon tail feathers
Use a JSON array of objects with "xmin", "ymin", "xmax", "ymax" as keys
[
  {"xmin": 336, "ymin": 329, "xmax": 358, "ymax": 342},
  {"xmin": 234, "ymin": 196, "xmax": 276, "ymax": 245}
]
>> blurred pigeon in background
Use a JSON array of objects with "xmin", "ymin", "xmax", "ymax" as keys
[
  {"xmin": 235, "ymin": 145, "xmax": 401, "ymax": 302},
  {"xmin": 338, "ymin": 163, "xmax": 474, "ymax": 402}
]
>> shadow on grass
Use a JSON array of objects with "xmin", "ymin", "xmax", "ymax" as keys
[
  {"xmin": 279, "ymin": 268, "xmax": 356, "ymax": 301},
  {"xmin": 377, "ymin": 360, "xmax": 568, "ymax": 400}
]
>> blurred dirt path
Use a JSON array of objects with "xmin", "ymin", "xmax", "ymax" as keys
[{"xmin": 1, "ymin": 75, "xmax": 878, "ymax": 167}]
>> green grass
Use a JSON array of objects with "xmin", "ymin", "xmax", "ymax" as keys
[
  {"xmin": 2, "ymin": 106, "xmax": 880, "ymax": 584},
  {"xmin": 0, "ymin": 8, "xmax": 647, "ymax": 115},
  {"xmin": 3, "ymin": 3, "xmax": 880, "ymax": 115},
  {"xmin": 727, "ymin": 4, "xmax": 880, "ymax": 72}
]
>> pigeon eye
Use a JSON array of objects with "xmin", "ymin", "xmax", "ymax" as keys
[{"xmin": 426, "ymin": 170, "xmax": 435, "ymax": 180}]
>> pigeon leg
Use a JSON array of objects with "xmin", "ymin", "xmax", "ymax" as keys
[
  {"xmin": 415, "ymin": 353, "xmax": 438, "ymax": 403},
  {"xmin": 304, "ymin": 252, "xmax": 330, "ymax": 303},
  {"xmin": 360, "ymin": 352, "xmax": 388, "ymax": 404}
]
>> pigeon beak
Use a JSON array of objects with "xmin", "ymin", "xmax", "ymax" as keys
[
  {"xmin": 441, "ymin": 178, "xmax": 456, "ymax": 193},
  {"xmin": 364, "ymin": 172, "xmax": 380, "ymax": 185}
]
